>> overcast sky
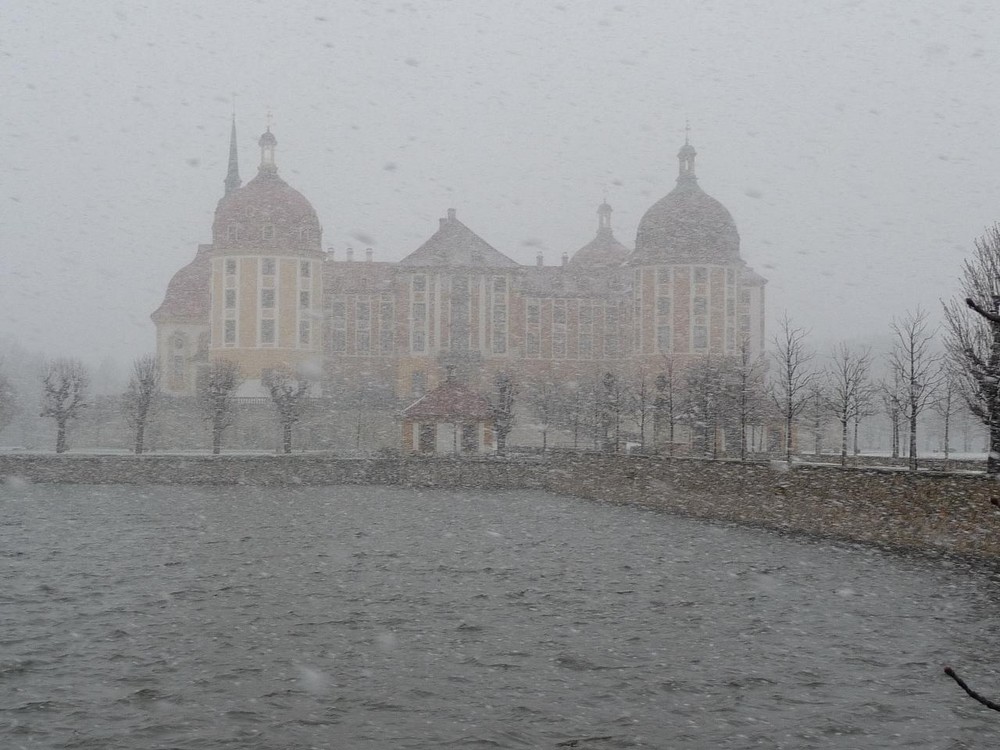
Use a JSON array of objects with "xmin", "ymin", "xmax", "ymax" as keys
[{"xmin": 3, "ymin": 0, "xmax": 999, "ymax": 365}]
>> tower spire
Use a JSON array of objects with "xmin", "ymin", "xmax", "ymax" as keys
[{"xmin": 224, "ymin": 113, "xmax": 241, "ymax": 195}]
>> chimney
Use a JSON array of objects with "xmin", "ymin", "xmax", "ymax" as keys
[
  {"xmin": 365, "ymin": 248, "xmax": 373, "ymax": 263},
  {"xmin": 326, "ymin": 245, "xmax": 335, "ymax": 261},
  {"xmin": 536, "ymin": 251, "xmax": 544, "ymax": 267},
  {"xmin": 561, "ymin": 252, "xmax": 569, "ymax": 267},
  {"xmin": 346, "ymin": 247, "xmax": 354, "ymax": 262},
  {"xmin": 447, "ymin": 208, "xmax": 456, "ymax": 222}
]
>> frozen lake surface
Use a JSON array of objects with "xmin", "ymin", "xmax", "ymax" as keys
[{"xmin": 2, "ymin": 483, "xmax": 1000, "ymax": 748}]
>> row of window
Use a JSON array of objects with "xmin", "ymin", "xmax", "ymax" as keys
[
  {"xmin": 220, "ymin": 257, "xmax": 314, "ymax": 348},
  {"xmin": 225, "ymin": 225, "xmax": 316, "ymax": 244}
]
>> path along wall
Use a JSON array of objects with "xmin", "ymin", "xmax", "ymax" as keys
[{"xmin": 1, "ymin": 453, "xmax": 998, "ymax": 561}]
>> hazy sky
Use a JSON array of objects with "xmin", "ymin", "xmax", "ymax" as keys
[{"xmin": 3, "ymin": 0, "xmax": 999, "ymax": 365}]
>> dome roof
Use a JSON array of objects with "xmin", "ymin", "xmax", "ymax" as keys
[
  {"xmin": 629, "ymin": 142, "xmax": 740, "ymax": 265},
  {"xmin": 211, "ymin": 171, "xmax": 322, "ymax": 254},
  {"xmin": 151, "ymin": 245, "xmax": 211, "ymax": 324},
  {"xmin": 569, "ymin": 201, "xmax": 630, "ymax": 269},
  {"xmin": 258, "ymin": 128, "xmax": 277, "ymax": 147}
]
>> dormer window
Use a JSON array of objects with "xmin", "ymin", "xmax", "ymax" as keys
[
  {"xmin": 227, "ymin": 224, "xmax": 240, "ymax": 242},
  {"xmin": 262, "ymin": 224, "xmax": 275, "ymax": 241}
]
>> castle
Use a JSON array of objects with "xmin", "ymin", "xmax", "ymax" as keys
[{"xmin": 151, "ymin": 121, "xmax": 766, "ymax": 453}]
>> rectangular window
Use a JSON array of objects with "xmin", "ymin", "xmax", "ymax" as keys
[
  {"xmin": 694, "ymin": 267, "xmax": 708, "ymax": 284},
  {"xmin": 299, "ymin": 319, "xmax": 311, "ymax": 346},
  {"xmin": 491, "ymin": 276, "xmax": 508, "ymax": 355},
  {"xmin": 227, "ymin": 225, "xmax": 240, "ymax": 242},
  {"xmin": 693, "ymin": 296, "xmax": 707, "ymax": 316},
  {"xmin": 526, "ymin": 332, "xmax": 540, "ymax": 356},
  {"xmin": 260, "ymin": 319, "xmax": 275, "ymax": 345},
  {"xmin": 225, "ymin": 289, "xmax": 236, "ymax": 309},
  {"xmin": 411, "ymin": 371, "xmax": 426, "ymax": 398},
  {"xmin": 527, "ymin": 301, "xmax": 540, "ymax": 325},
  {"xmin": 461, "ymin": 423, "xmax": 478, "ymax": 454},
  {"xmin": 225, "ymin": 258, "xmax": 237, "ymax": 276},
  {"xmin": 693, "ymin": 325, "xmax": 708, "ymax": 350},
  {"xmin": 300, "ymin": 261, "xmax": 311, "ymax": 278},
  {"xmin": 379, "ymin": 295, "xmax": 394, "ymax": 355},
  {"xmin": 552, "ymin": 299, "xmax": 566, "ymax": 359},
  {"xmin": 418, "ymin": 423, "xmax": 434, "ymax": 452},
  {"xmin": 356, "ymin": 299, "xmax": 371, "ymax": 354},
  {"xmin": 605, "ymin": 305, "xmax": 620, "ymax": 357},
  {"xmin": 330, "ymin": 298, "xmax": 346, "ymax": 352},
  {"xmin": 300, "ymin": 291, "xmax": 310, "ymax": 309},
  {"xmin": 578, "ymin": 302, "xmax": 593, "ymax": 359},
  {"xmin": 224, "ymin": 319, "xmax": 236, "ymax": 345},
  {"xmin": 657, "ymin": 325, "xmax": 672, "ymax": 352},
  {"xmin": 412, "ymin": 274, "xmax": 427, "ymax": 292},
  {"xmin": 262, "ymin": 225, "xmax": 275, "ymax": 241},
  {"xmin": 412, "ymin": 330, "xmax": 426, "ymax": 353},
  {"xmin": 261, "ymin": 288, "xmax": 275, "ymax": 309},
  {"xmin": 261, "ymin": 257, "xmax": 276, "ymax": 276}
]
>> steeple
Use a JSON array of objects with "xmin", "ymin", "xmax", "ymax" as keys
[
  {"xmin": 677, "ymin": 121, "xmax": 697, "ymax": 184},
  {"xmin": 224, "ymin": 114, "xmax": 242, "ymax": 195}
]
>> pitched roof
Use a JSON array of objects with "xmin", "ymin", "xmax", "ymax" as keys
[
  {"xmin": 403, "ymin": 379, "xmax": 493, "ymax": 420},
  {"xmin": 399, "ymin": 209, "xmax": 518, "ymax": 268}
]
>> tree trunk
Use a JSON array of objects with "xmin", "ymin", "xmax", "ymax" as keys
[
  {"xmin": 909, "ymin": 410, "xmax": 918, "ymax": 471},
  {"xmin": 212, "ymin": 416, "xmax": 222, "ymax": 455},
  {"xmin": 853, "ymin": 420, "xmax": 860, "ymax": 456},
  {"xmin": 785, "ymin": 415, "xmax": 793, "ymax": 462},
  {"xmin": 134, "ymin": 421, "xmax": 145, "ymax": 455},
  {"xmin": 989, "ymin": 411, "xmax": 1000, "ymax": 475},
  {"xmin": 283, "ymin": 422, "xmax": 292, "ymax": 454},
  {"xmin": 840, "ymin": 417, "xmax": 848, "ymax": 466},
  {"xmin": 56, "ymin": 420, "xmax": 67, "ymax": 454}
]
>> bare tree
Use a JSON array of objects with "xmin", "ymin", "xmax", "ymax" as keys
[
  {"xmin": 558, "ymin": 380, "xmax": 592, "ymax": 450},
  {"xmin": 198, "ymin": 359, "xmax": 243, "ymax": 455},
  {"xmin": 730, "ymin": 334, "xmax": 768, "ymax": 462},
  {"xmin": 684, "ymin": 356, "xmax": 727, "ymax": 459},
  {"xmin": 262, "ymin": 366, "xmax": 310, "ymax": 454},
  {"xmin": 630, "ymin": 369, "xmax": 656, "ymax": 451},
  {"xmin": 880, "ymin": 371, "xmax": 906, "ymax": 459},
  {"xmin": 526, "ymin": 379, "xmax": 564, "ymax": 452},
  {"xmin": 0, "ymin": 365, "xmax": 17, "ymax": 436},
  {"xmin": 803, "ymin": 381, "xmax": 828, "ymax": 458},
  {"xmin": 492, "ymin": 371, "xmax": 517, "ymax": 456},
  {"xmin": 653, "ymin": 357, "xmax": 680, "ymax": 456},
  {"xmin": 769, "ymin": 313, "xmax": 816, "ymax": 462},
  {"xmin": 932, "ymin": 365, "xmax": 961, "ymax": 469},
  {"xmin": 599, "ymin": 371, "xmax": 632, "ymax": 453},
  {"xmin": 942, "ymin": 224, "xmax": 1000, "ymax": 474},
  {"xmin": 40, "ymin": 358, "xmax": 90, "ymax": 453},
  {"xmin": 121, "ymin": 354, "xmax": 160, "ymax": 455},
  {"xmin": 824, "ymin": 343, "xmax": 874, "ymax": 466},
  {"xmin": 888, "ymin": 307, "xmax": 942, "ymax": 470}
]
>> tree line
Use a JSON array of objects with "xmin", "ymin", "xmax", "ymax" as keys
[{"xmin": 4, "ymin": 225, "xmax": 1000, "ymax": 466}]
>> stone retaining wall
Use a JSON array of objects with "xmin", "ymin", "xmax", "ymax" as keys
[{"xmin": 2, "ymin": 453, "xmax": 998, "ymax": 562}]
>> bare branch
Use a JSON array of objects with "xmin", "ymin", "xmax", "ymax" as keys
[{"xmin": 944, "ymin": 666, "xmax": 1000, "ymax": 712}]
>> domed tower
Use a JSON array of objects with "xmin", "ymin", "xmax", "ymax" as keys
[
  {"xmin": 628, "ymin": 137, "xmax": 765, "ymax": 362},
  {"xmin": 209, "ymin": 125, "xmax": 325, "ymax": 392},
  {"xmin": 567, "ymin": 200, "xmax": 630, "ymax": 270}
]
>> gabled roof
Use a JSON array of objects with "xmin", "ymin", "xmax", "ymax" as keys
[
  {"xmin": 399, "ymin": 209, "xmax": 518, "ymax": 268},
  {"xmin": 402, "ymin": 378, "xmax": 493, "ymax": 420},
  {"xmin": 151, "ymin": 244, "xmax": 211, "ymax": 324}
]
